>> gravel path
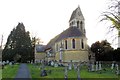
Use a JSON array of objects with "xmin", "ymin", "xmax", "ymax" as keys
[{"xmin": 14, "ymin": 63, "xmax": 31, "ymax": 80}]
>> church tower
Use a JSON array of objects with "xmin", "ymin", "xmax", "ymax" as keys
[{"xmin": 69, "ymin": 6, "xmax": 86, "ymax": 35}]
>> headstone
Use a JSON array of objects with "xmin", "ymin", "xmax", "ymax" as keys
[
  {"xmin": 9, "ymin": 62, "xmax": 13, "ymax": 68},
  {"xmin": 73, "ymin": 63, "xmax": 77, "ymax": 70},
  {"xmin": 68, "ymin": 63, "xmax": 72, "ymax": 70},
  {"xmin": 48, "ymin": 61, "xmax": 51, "ymax": 66},
  {"xmin": 111, "ymin": 62, "xmax": 115, "ymax": 69},
  {"xmin": 87, "ymin": 62, "xmax": 91, "ymax": 72},
  {"xmin": 0, "ymin": 61, "xmax": 2, "ymax": 66},
  {"xmin": 115, "ymin": 64, "xmax": 119, "ymax": 75},
  {"xmin": 77, "ymin": 66, "xmax": 80, "ymax": 80},
  {"xmin": 6, "ymin": 60, "xmax": 9, "ymax": 64},
  {"xmin": 96, "ymin": 61, "xmax": 98, "ymax": 71},
  {"xmin": 88, "ymin": 61, "xmax": 92, "ymax": 72},
  {"xmin": 54, "ymin": 62, "xmax": 58, "ymax": 67},
  {"xmin": 98, "ymin": 62, "xmax": 102, "ymax": 70},
  {"xmin": 64, "ymin": 67, "xmax": 68, "ymax": 80},
  {"xmin": 40, "ymin": 70, "xmax": 47, "ymax": 77},
  {"xmin": 2, "ymin": 61, "xmax": 5, "ymax": 65},
  {"xmin": 9, "ymin": 62, "xmax": 12, "ymax": 66},
  {"xmin": 51, "ymin": 61, "xmax": 54, "ymax": 66},
  {"xmin": 91, "ymin": 62, "xmax": 95, "ymax": 71}
]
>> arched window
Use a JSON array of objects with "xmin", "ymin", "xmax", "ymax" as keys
[
  {"xmin": 56, "ymin": 44, "xmax": 58, "ymax": 51},
  {"xmin": 77, "ymin": 21, "xmax": 79, "ymax": 28},
  {"xmin": 81, "ymin": 39, "xmax": 84, "ymax": 49},
  {"xmin": 80, "ymin": 21, "xmax": 83, "ymax": 30},
  {"xmin": 72, "ymin": 39, "xmax": 75, "ymax": 49},
  {"xmin": 65, "ymin": 40, "xmax": 67, "ymax": 49}
]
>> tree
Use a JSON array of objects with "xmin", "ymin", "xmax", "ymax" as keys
[
  {"xmin": 99, "ymin": 0, "xmax": 120, "ymax": 74},
  {"xmin": 91, "ymin": 40, "xmax": 113, "ymax": 61},
  {"xmin": 101, "ymin": 0, "xmax": 120, "ymax": 48},
  {"xmin": 2, "ymin": 23, "xmax": 33, "ymax": 62}
]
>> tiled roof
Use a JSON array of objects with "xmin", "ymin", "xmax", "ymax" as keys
[
  {"xmin": 45, "ymin": 27, "xmax": 84, "ymax": 50},
  {"xmin": 69, "ymin": 6, "xmax": 84, "ymax": 22},
  {"xmin": 36, "ymin": 45, "xmax": 46, "ymax": 52}
]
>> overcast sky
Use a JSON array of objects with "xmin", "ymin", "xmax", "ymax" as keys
[{"xmin": 0, "ymin": 0, "xmax": 118, "ymax": 48}]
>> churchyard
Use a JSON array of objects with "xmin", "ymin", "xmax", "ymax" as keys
[
  {"xmin": 1, "ymin": 62, "xmax": 19, "ymax": 79},
  {"xmin": 1, "ymin": 61, "xmax": 120, "ymax": 80},
  {"xmin": 28, "ymin": 61, "xmax": 119, "ymax": 79}
]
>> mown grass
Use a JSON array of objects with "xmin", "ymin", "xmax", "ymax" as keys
[
  {"xmin": 2, "ymin": 64, "xmax": 20, "ymax": 79},
  {"xmin": 0, "ymin": 68, "xmax": 2, "ymax": 79},
  {"xmin": 28, "ymin": 63, "xmax": 119, "ymax": 79}
]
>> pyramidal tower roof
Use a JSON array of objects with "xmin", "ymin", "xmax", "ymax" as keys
[{"xmin": 69, "ymin": 6, "xmax": 84, "ymax": 22}]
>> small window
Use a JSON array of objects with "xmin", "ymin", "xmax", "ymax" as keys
[
  {"xmin": 56, "ymin": 44, "xmax": 58, "ymax": 51},
  {"xmin": 65, "ymin": 40, "xmax": 67, "ymax": 49},
  {"xmin": 77, "ymin": 21, "xmax": 79, "ymax": 28},
  {"xmin": 80, "ymin": 21, "xmax": 83, "ymax": 30},
  {"xmin": 72, "ymin": 39, "xmax": 75, "ymax": 49},
  {"xmin": 81, "ymin": 39, "xmax": 84, "ymax": 49}
]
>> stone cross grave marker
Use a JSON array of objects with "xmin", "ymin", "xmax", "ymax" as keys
[
  {"xmin": 96, "ymin": 61, "xmax": 98, "ymax": 71},
  {"xmin": 91, "ymin": 62, "xmax": 95, "ymax": 71},
  {"xmin": 77, "ymin": 65, "xmax": 81, "ymax": 80},
  {"xmin": 73, "ymin": 63, "xmax": 77, "ymax": 70},
  {"xmin": 64, "ymin": 66, "xmax": 68, "ymax": 80},
  {"xmin": 98, "ymin": 62, "xmax": 102, "ymax": 70}
]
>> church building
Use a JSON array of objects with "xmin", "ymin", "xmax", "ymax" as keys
[{"xmin": 45, "ymin": 6, "xmax": 89, "ymax": 63}]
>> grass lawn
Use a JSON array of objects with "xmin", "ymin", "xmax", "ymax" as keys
[
  {"xmin": 28, "ymin": 63, "xmax": 119, "ymax": 79},
  {"xmin": 2, "ymin": 63, "xmax": 20, "ymax": 79},
  {"xmin": 0, "ymin": 68, "xmax": 2, "ymax": 79}
]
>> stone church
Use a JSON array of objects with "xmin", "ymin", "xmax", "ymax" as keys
[{"xmin": 45, "ymin": 6, "xmax": 89, "ymax": 63}]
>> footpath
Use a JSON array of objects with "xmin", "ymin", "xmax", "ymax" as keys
[{"xmin": 14, "ymin": 63, "xmax": 31, "ymax": 80}]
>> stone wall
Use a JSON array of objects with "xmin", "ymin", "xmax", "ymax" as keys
[
  {"xmin": 35, "ymin": 52, "xmax": 46, "ymax": 61},
  {"xmin": 55, "ymin": 37, "xmax": 88, "ymax": 52},
  {"xmin": 55, "ymin": 50, "xmax": 89, "ymax": 62}
]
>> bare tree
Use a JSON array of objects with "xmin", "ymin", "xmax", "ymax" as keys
[
  {"xmin": 101, "ymin": 0, "xmax": 120, "ymax": 48},
  {"xmin": 100, "ymin": 0, "xmax": 120, "ymax": 75}
]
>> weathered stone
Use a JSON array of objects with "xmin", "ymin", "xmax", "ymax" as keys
[{"xmin": 96, "ymin": 61, "xmax": 98, "ymax": 71}]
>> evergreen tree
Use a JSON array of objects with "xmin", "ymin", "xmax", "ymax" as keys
[
  {"xmin": 2, "ymin": 23, "xmax": 33, "ymax": 62},
  {"xmin": 91, "ymin": 40, "xmax": 113, "ymax": 61}
]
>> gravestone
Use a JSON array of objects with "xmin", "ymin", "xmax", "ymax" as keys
[
  {"xmin": 0, "ymin": 61, "xmax": 2, "ymax": 66},
  {"xmin": 48, "ymin": 61, "xmax": 51, "ymax": 66},
  {"xmin": 51, "ymin": 61, "xmax": 54, "ymax": 67},
  {"xmin": 40, "ymin": 61, "xmax": 47, "ymax": 77},
  {"xmin": 91, "ymin": 62, "xmax": 95, "ymax": 71},
  {"xmin": 9, "ymin": 62, "xmax": 13, "ymax": 68},
  {"xmin": 115, "ymin": 64, "xmax": 119, "ymax": 75},
  {"xmin": 77, "ymin": 65, "xmax": 81, "ymax": 80},
  {"xmin": 64, "ymin": 67, "xmax": 68, "ymax": 80},
  {"xmin": 54, "ymin": 62, "xmax": 58, "ymax": 67},
  {"xmin": 98, "ymin": 62, "xmax": 102, "ymax": 70},
  {"xmin": 111, "ymin": 62, "xmax": 115, "ymax": 69},
  {"xmin": 6, "ymin": 60, "xmax": 9, "ymax": 64},
  {"xmin": 96, "ymin": 61, "xmax": 98, "ymax": 71},
  {"xmin": 68, "ymin": 63, "xmax": 72, "ymax": 70},
  {"xmin": 40, "ymin": 70, "xmax": 47, "ymax": 77},
  {"xmin": 9, "ymin": 62, "xmax": 12, "ymax": 65},
  {"xmin": 3, "ymin": 61, "xmax": 5, "ymax": 65},
  {"xmin": 87, "ymin": 61, "xmax": 91, "ymax": 72},
  {"xmin": 9, "ymin": 62, "xmax": 12, "ymax": 66},
  {"xmin": 73, "ymin": 63, "xmax": 77, "ymax": 70}
]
